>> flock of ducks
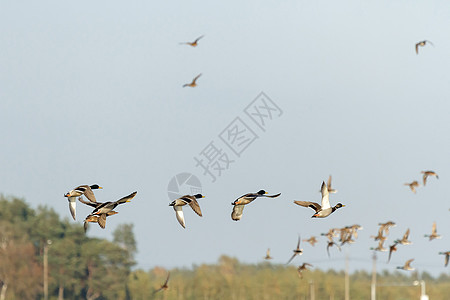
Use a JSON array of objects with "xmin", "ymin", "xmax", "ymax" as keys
[
  {"xmin": 60, "ymin": 37, "xmax": 441, "ymax": 293},
  {"xmin": 404, "ymin": 170, "xmax": 439, "ymax": 194},
  {"xmin": 63, "ymin": 185, "xmax": 137, "ymax": 231},
  {"xmin": 62, "ymin": 167, "xmax": 446, "ymax": 290},
  {"xmin": 167, "ymin": 177, "xmax": 344, "ymax": 228}
]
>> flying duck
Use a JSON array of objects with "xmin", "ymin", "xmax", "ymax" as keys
[
  {"xmin": 397, "ymin": 259, "xmax": 415, "ymax": 271},
  {"xmin": 394, "ymin": 228, "xmax": 412, "ymax": 245},
  {"xmin": 169, "ymin": 194, "xmax": 204, "ymax": 228},
  {"xmin": 303, "ymin": 236, "xmax": 318, "ymax": 247},
  {"xmin": 424, "ymin": 222, "xmax": 441, "ymax": 241},
  {"xmin": 183, "ymin": 73, "xmax": 202, "ymax": 88},
  {"xmin": 287, "ymin": 236, "xmax": 303, "ymax": 264},
  {"xmin": 294, "ymin": 181, "xmax": 345, "ymax": 218},
  {"xmin": 415, "ymin": 40, "xmax": 433, "ymax": 55},
  {"xmin": 421, "ymin": 170, "xmax": 439, "ymax": 186},
  {"xmin": 153, "ymin": 272, "xmax": 170, "ymax": 294},
  {"xmin": 388, "ymin": 242, "xmax": 398, "ymax": 263},
  {"xmin": 404, "ymin": 181, "xmax": 419, "ymax": 193},
  {"xmin": 439, "ymin": 251, "xmax": 450, "ymax": 267},
  {"xmin": 180, "ymin": 35, "xmax": 204, "ymax": 47},
  {"xmin": 91, "ymin": 191, "xmax": 137, "ymax": 215},
  {"xmin": 297, "ymin": 263, "xmax": 313, "ymax": 279},
  {"xmin": 231, "ymin": 190, "xmax": 281, "ymax": 221},
  {"xmin": 264, "ymin": 248, "xmax": 273, "ymax": 260},
  {"xmin": 83, "ymin": 211, "xmax": 118, "ymax": 232},
  {"xmin": 64, "ymin": 184, "xmax": 102, "ymax": 220}
]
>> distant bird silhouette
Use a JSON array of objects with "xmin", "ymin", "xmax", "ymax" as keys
[
  {"xmin": 370, "ymin": 240, "xmax": 388, "ymax": 252},
  {"xmin": 297, "ymin": 263, "xmax": 312, "ymax": 279},
  {"xmin": 394, "ymin": 228, "xmax": 412, "ymax": 245},
  {"xmin": 294, "ymin": 181, "xmax": 345, "ymax": 218},
  {"xmin": 415, "ymin": 40, "xmax": 433, "ymax": 55},
  {"xmin": 421, "ymin": 170, "xmax": 439, "ymax": 186},
  {"xmin": 183, "ymin": 73, "xmax": 202, "ymax": 88},
  {"xmin": 404, "ymin": 181, "xmax": 419, "ymax": 193},
  {"xmin": 327, "ymin": 241, "xmax": 341, "ymax": 258},
  {"xmin": 303, "ymin": 236, "xmax": 318, "ymax": 247},
  {"xmin": 371, "ymin": 227, "xmax": 388, "ymax": 242},
  {"xmin": 287, "ymin": 236, "xmax": 303, "ymax": 264},
  {"xmin": 397, "ymin": 259, "xmax": 415, "ymax": 271},
  {"xmin": 264, "ymin": 248, "xmax": 273, "ymax": 260},
  {"xmin": 153, "ymin": 272, "xmax": 170, "ymax": 294},
  {"xmin": 387, "ymin": 242, "xmax": 398, "ymax": 263},
  {"xmin": 378, "ymin": 221, "xmax": 396, "ymax": 235},
  {"xmin": 439, "ymin": 251, "xmax": 450, "ymax": 267},
  {"xmin": 424, "ymin": 222, "xmax": 441, "ymax": 241},
  {"xmin": 180, "ymin": 35, "xmax": 204, "ymax": 47}
]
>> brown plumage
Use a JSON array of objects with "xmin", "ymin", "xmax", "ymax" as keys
[
  {"xmin": 415, "ymin": 40, "xmax": 433, "ymax": 55},
  {"xmin": 404, "ymin": 181, "xmax": 419, "ymax": 193},
  {"xmin": 303, "ymin": 236, "xmax": 318, "ymax": 247},
  {"xmin": 183, "ymin": 74, "xmax": 202, "ymax": 88},
  {"xmin": 180, "ymin": 35, "xmax": 204, "ymax": 47},
  {"xmin": 421, "ymin": 170, "xmax": 439, "ymax": 186},
  {"xmin": 297, "ymin": 263, "xmax": 313, "ymax": 279},
  {"xmin": 153, "ymin": 272, "xmax": 170, "ymax": 294}
]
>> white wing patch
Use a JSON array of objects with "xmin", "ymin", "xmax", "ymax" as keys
[
  {"xmin": 174, "ymin": 206, "xmax": 186, "ymax": 228},
  {"xmin": 68, "ymin": 196, "xmax": 77, "ymax": 220},
  {"xmin": 320, "ymin": 182, "xmax": 331, "ymax": 210}
]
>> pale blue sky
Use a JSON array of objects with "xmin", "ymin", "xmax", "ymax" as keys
[{"xmin": 1, "ymin": 1, "xmax": 449, "ymax": 276}]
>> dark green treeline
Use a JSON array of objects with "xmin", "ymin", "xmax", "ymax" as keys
[{"xmin": 1, "ymin": 195, "xmax": 449, "ymax": 300}]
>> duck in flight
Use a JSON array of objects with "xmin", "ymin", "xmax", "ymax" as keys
[
  {"xmin": 397, "ymin": 259, "xmax": 415, "ymax": 271},
  {"xmin": 180, "ymin": 35, "xmax": 204, "ymax": 47},
  {"xmin": 183, "ymin": 73, "xmax": 202, "ymax": 88},
  {"xmin": 404, "ymin": 181, "xmax": 419, "ymax": 194},
  {"xmin": 264, "ymin": 248, "xmax": 273, "ymax": 260},
  {"xmin": 421, "ymin": 170, "xmax": 439, "ymax": 186},
  {"xmin": 91, "ymin": 191, "xmax": 137, "ymax": 216},
  {"xmin": 231, "ymin": 190, "xmax": 281, "ymax": 221},
  {"xmin": 294, "ymin": 181, "xmax": 345, "ymax": 218},
  {"xmin": 64, "ymin": 184, "xmax": 103, "ymax": 220},
  {"xmin": 153, "ymin": 272, "xmax": 170, "ymax": 294},
  {"xmin": 415, "ymin": 40, "xmax": 433, "ymax": 55},
  {"xmin": 286, "ymin": 236, "xmax": 303, "ymax": 264},
  {"xmin": 424, "ymin": 222, "xmax": 441, "ymax": 241},
  {"xmin": 169, "ymin": 194, "xmax": 204, "ymax": 228}
]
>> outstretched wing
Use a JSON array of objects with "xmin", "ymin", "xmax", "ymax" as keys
[
  {"xmin": 286, "ymin": 253, "xmax": 297, "ymax": 264},
  {"xmin": 98, "ymin": 214, "xmax": 107, "ymax": 229},
  {"xmin": 403, "ymin": 228, "xmax": 410, "ymax": 240},
  {"xmin": 83, "ymin": 186, "xmax": 97, "ymax": 202},
  {"xmin": 320, "ymin": 181, "xmax": 331, "ymax": 209},
  {"xmin": 194, "ymin": 35, "xmax": 204, "ymax": 43},
  {"xmin": 294, "ymin": 201, "xmax": 321, "ymax": 213},
  {"xmin": 78, "ymin": 196, "xmax": 100, "ymax": 208},
  {"xmin": 116, "ymin": 191, "xmax": 138, "ymax": 204},
  {"xmin": 68, "ymin": 197, "xmax": 77, "ymax": 220},
  {"xmin": 231, "ymin": 205, "xmax": 245, "ymax": 221},
  {"xmin": 174, "ymin": 206, "xmax": 186, "ymax": 228},
  {"xmin": 188, "ymin": 199, "xmax": 203, "ymax": 217},
  {"xmin": 265, "ymin": 193, "xmax": 281, "ymax": 198}
]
